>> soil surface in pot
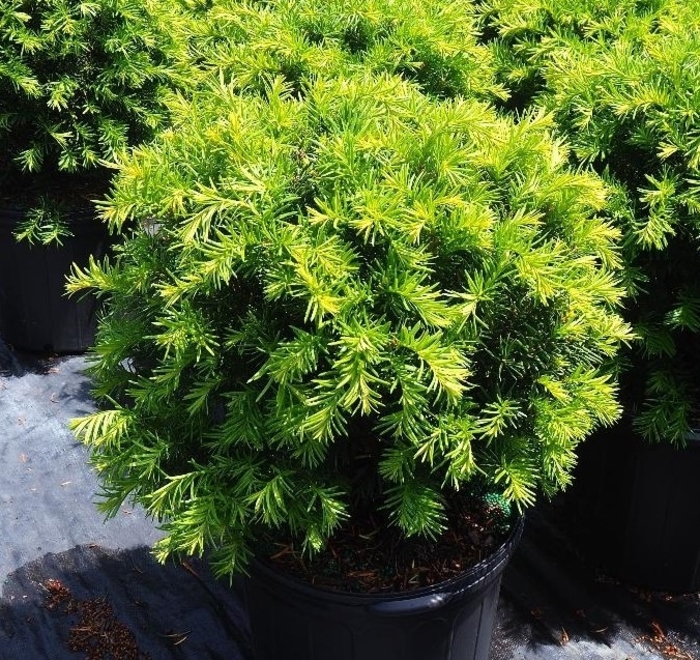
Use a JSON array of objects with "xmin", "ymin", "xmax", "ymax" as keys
[{"xmin": 259, "ymin": 495, "xmax": 513, "ymax": 593}]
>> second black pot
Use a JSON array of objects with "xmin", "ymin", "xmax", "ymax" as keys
[
  {"xmin": 570, "ymin": 422, "xmax": 700, "ymax": 592},
  {"xmin": 0, "ymin": 208, "xmax": 109, "ymax": 354},
  {"xmin": 244, "ymin": 516, "xmax": 524, "ymax": 660}
]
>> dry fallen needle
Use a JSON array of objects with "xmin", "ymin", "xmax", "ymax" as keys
[
  {"xmin": 638, "ymin": 620, "xmax": 695, "ymax": 660},
  {"xmin": 43, "ymin": 578, "xmax": 154, "ymax": 660}
]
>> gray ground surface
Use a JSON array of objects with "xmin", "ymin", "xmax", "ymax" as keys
[
  {"xmin": 0, "ymin": 352, "xmax": 251, "ymax": 659},
  {"xmin": 0, "ymin": 348, "xmax": 698, "ymax": 659}
]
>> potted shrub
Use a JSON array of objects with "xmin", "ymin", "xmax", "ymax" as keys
[
  {"xmin": 0, "ymin": 0, "xmax": 189, "ymax": 352},
  {"xmin": 478, "ymin": 0, "xmax": 700, "ymax": 590},
  {"xmin": 68, "ymin": 0, "xmax": 630, "ymax": 656}
]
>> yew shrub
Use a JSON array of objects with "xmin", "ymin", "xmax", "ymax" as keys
[{"xmin": 69, "ymin": 0, "xmax": 630, "ymax": 575}]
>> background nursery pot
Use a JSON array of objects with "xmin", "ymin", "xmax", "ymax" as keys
[
  {"xmin": 0, "ymin": 207, "xmax": 109, "ymax": 353},
  {"xmin": 245, "ymin": 517, "xmax": 524, "ymax": 660},
  {"xmin": 571, "ymin": 422, "xmax": 700, "ymax": 592}
]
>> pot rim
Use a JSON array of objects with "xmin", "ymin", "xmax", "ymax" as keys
[{"xmin": 250, "ymin": 514, "xmax": 524, "ymax": 604}]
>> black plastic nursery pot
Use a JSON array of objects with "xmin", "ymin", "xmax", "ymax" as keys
[
  {"xmin": 571, "ymin": 422, "xmax": 700, "ymax": 592},
  {"xmin": 244, "ymin": 516, "xmax": 524, "ymax": 660},
  {"xmin": 0, "ymin": 207, "xmax": 109, "ymax": 354}
]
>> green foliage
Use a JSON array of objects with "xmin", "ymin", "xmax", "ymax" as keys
[
  {"xmin": 0, "ymin": 0, "xmax": 191, "ymax": 242},
  {"xmin": 12, "ymin": 196, "xmax": 71, "ymax": 244},
  {"xmin": 68, "ymin": 0, "xmax": 630, "ymax": 576},
  {"xmin": 478, "ymin": 0, "xmax": 700, "ymax": 444},
  {"xmin": 182, "ymin": 0, "xmax": 507, "ymax": 102},
  {"xmin": 480, "ymin": 488, "xmax": 512, "ymax": 534}
]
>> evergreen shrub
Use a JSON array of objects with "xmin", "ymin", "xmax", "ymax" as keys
[
  {"xmin": 0, "ymin": 0, "xmax": 189, "ymax": 242},
  {"xmin": 68, "ymin": 0, "xmax": 631, "ymax": 576},
  {"xmin": 478, "ymin": 0, "xmax": 700, "ymax": 442}
]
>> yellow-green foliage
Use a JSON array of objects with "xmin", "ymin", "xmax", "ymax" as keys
[
  {"xmin": 0, "ymin": 0, "xmax": 193, "ymax": 242},
  {"xmin": 479, "ymin": 0, "xmax": 700, "ymax": 443},
  {"xmin": 0, "ymin": 0, "xmax": 193, "ymax": 173},
  {"xmin": 68, "ymin": 0, "xmax": 631, "ymax": 575},
  {"xmin": 183, "ymin": 0, "xmax": 507, "ymax": 101}
]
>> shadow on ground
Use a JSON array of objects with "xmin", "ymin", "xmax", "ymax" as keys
[
  {"xmin": 2, "ymin": 346, "xmax": 700, "ymax": 660},
  {"xmin": 490, "ymin": 500, "xmax": 700, "ymax": 660},
  {"xmin": 0, "ymin": 544, "xmax": 253, "ymax": 660}
]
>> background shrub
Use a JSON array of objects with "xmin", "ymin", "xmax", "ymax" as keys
[
  {"xmin": 181, "ymin": 0, "xmax": 507, "ymax": 101},
  {"xmin": 0, "ymin": 0, "xmax": 190, "ymax": 241},
  {"xmin": 478, "ymin": 0, "xmax": 700, "ymax": 442}
]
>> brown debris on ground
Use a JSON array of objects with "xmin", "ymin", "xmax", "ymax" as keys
[
  {"xmin": 638, "ymin": 620, "xmax": 696, "ymax": 660},
  {"xmin": 43, "ymin": 579, "xmax": 152, "ymax": 660}
]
